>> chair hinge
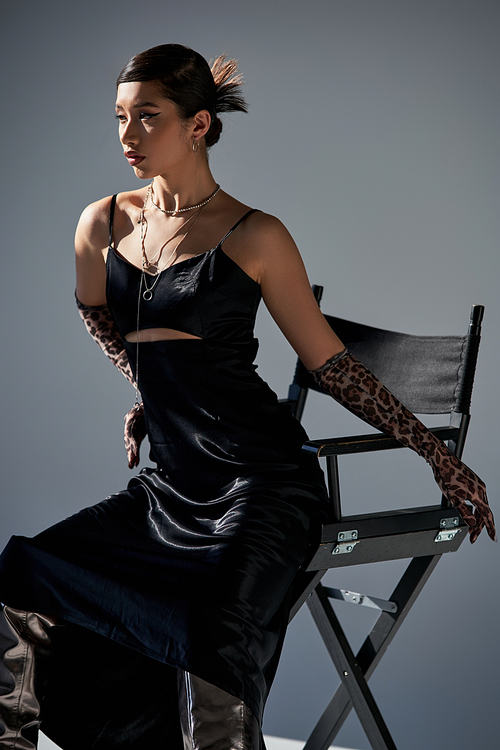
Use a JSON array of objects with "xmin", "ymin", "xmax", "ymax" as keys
[
  {"xmin": 440, "ymin": 517, "xmax": 460, "ymax": 529},
  {"xmin": 332, "ymin": 542, "xmax": 358, "ymax": 555},
  {"xmin": 332, "ymin": 530, "xmax": 359, "ymax": 555},
  {"xmin": 337, "ymin": 529, "xmax": 358, "ymax": 542},
  {"xmin": 435, "ymin": 517, "xmax": 461, "ymax": 542}
]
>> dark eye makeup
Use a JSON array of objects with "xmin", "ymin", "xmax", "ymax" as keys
[{"xmin": 114, "ymin": 112, "xmax": 160, "ymax": 122}]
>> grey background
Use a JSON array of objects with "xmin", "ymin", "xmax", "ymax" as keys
[{"xmin": 1, "ymin": 1, "xmax": 499, "ymax": 748}]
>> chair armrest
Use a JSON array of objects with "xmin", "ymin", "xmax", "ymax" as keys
[{"xmin": 302, "ymin": 425, "xmax": 459, "ymax": 457}]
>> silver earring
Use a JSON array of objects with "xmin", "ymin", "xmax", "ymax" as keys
[{"xmin": 192, "ymin": 139, "xmax": 200, "ymax": 153}]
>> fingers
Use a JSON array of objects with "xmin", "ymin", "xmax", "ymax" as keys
[
  {"xmin": 124, "ymin": 403, "xmax": 146, "ymax": 469},
  {"xmin": 128, "ymin": 450, "xmax": 139, "ymax": 469},
  {"xmin": 126, "ymin": 438, "xmax": 140, "ymax": 469},
  {"xmin": 126, "ymin": 434, "xmax": 141, "ymax": 469}
]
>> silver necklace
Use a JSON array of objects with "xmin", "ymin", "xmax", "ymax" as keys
[
  {"xmin": 134, "ymin": 190, "xmax": 209, "ymax": 396},
  {"xmin": 140, "ymin": 203, "xmax": 206, "ymax": 301},
  {"xmin": 140, "ymin": 208, "xmax": 200, "ymax": 274},
  {"xmin": 150, "ymin": 181, "xmax": 221, "ymax": 215}
]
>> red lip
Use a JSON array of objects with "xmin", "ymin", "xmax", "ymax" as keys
[{"xmin": 124, "ymin": 151, "xmax": 145, "ymax": 166}]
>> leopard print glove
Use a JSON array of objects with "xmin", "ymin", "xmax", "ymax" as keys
[
  {"xmin": 311, "ymin": 349, "xmax": 496, "ymax": 543},
  {"xmin": 124, "ymin": 403, "xmax": 147, "ymax": 469},
  {"xmin": 77, "ymin": 297, "xmax": 147, "ymax": 467},
  {"xmin": 76, "ymin": 297, "xmax": 135, "ymax": 386}
]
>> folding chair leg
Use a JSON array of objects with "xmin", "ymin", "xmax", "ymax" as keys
[
  {"xmin": 304, "ymin": 555, "xmax": 441, "ymax": 750},
  {"xmin": 307, "ymin": 584, "xmax": 398, "ymax": 750}
]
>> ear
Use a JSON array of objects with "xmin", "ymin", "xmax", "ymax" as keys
[{"xmin": 190, "ymin": 109, "xmax": 212, "ymax": 140}]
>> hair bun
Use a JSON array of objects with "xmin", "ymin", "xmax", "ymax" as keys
[
  {"xmin": 203, "ymin": 55, "xmax": 247, "ymax": 147},
  {"xmin": 210, "ymin": 55, "xmax": 248, "ymax": 115}
]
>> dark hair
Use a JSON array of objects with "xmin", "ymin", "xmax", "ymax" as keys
[{"xmin": 116, "ymin": 43, "xmax": 247, "ymax": 147}]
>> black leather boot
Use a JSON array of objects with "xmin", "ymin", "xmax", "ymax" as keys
[
  {"xmin": 0, "ymin": 606, "xmax": 57, "ymax": 749},
  {"xmin": 177, "ymin": 671, "xmax": 260, "ymax": 750}
]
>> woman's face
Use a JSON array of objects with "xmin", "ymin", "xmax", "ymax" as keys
[{"xmin": 115, "ymin": 81, "xmax": 191, "ymax": 179}]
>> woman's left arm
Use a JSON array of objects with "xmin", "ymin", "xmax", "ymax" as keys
[
  {"xmin": 254, "ymin": 215, "xmax": 345, "ymax": 369},
  {"xmin": 254, "ymin": 215, "xmax": 495, "ymax": 542}
]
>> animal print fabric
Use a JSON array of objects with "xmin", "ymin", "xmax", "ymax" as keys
[
  {"xmin": 76, "ymin": 297, "xmax": 147, "ymax": 468},
  {"xmin": 311, "ymin": 350, "xmax": 495, "ymax": 543},
  {"xmin": 76, "ymin": 298, "xmax": 135, "ymax": 386},
  {"xmin": 124, "ymin": 403, "xmax": 147, "ymax": 469}
]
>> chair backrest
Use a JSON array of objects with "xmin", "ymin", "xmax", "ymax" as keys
[{"xmin": 289, "ymin": 286, "xmax": 484, "ymax": 422}]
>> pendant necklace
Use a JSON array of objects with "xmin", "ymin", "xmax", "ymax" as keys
[
  {"xmin": 140, "ymin": 203, "xmax": 205, "ymax": 301},
  {"xmin": 140, "ymin": 208, "xmax": 200, "ymax": 275}
]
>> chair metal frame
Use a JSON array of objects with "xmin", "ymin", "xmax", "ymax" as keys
[{"xmin": 285, "ymin": 288, "xmax": 485, "ymax": 750}]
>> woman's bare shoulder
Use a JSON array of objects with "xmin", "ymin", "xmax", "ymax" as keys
[
  {"xmin": 236, "ymin": 208, "xmax": 293, "ymax": 244},
  {"xmin": 218, "ymin": 204, "xmax": 300, "ymax": 287},
  {"xmin": 238, "ymin": 210, "xmax": 301, "ymax": 267},
  {"xmin": 76, "ymin": 189, "xmax": 146, "ymax": 251},
  {"xmin": 75, "ymin": 195, "xmax": 114, "ymax": 255}
]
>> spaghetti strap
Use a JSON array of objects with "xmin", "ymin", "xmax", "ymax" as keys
[
  {"xmin": 108, "ymin": 194, "xmax": 117, "ymax": 247},
  {"xmin": 218, "ymin": 209, "xmax": 260, "ymax": 247}
]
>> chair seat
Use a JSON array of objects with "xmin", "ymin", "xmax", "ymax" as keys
[{"xmin": 307, "ymin": 505, "xmax": 466, "ymax": 571}]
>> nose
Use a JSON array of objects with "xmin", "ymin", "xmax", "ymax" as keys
[{"xmin": 119, "ymin": 118, "xmax": 139, "ymax": 147}]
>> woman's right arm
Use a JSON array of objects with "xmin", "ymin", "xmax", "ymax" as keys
[
  {"xmin": 74, "ymin": 196, "xmax": 135, "ymax": 385},
  {"xmin": 74, "ymin": 195, "xmax": 132, "ymax": 381},
  {"xmin": 74, "ymin": 196, "xmax": 146, "ymax": 468},
  {"xmin": 74, "ymin": 197, "xmax": 136, "ymax": 388}
]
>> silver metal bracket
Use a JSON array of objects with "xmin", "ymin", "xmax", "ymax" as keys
[
  {"xmin": 332, "ymin": 529, "xmax": 359, "ymax": 554},
  {"xmin": 332, "ymin": 541, "xmax": 358, "ymax": 555},
  {"xmin": 323, "ymin": 586, "xmax": 398, "ymax": 613},
  {"xmin": 337, "ymin": 529, "xmax": 358, "ymax": 542},
  {"xmin": 440, "ymin": 517, "xmax": 460, "ymax": 529},
  {"xmin": 435, "ymin": 527, "xmax": 461, "ymax": 542}
]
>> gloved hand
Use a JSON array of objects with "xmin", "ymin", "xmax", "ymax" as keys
[
  {"xmin": 427, "ymin": 441, "xmax": 491, "ymax": 543},
  {"xmin": 311, "ymin": 349, "xmax": 496, "ymax": 543},
  {"xmin": 124, "ymin": 403, "xmax": 147, "ymax": 469}
]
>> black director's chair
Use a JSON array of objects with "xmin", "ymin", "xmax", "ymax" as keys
[{"xmin": 286, "ymin": 287, "xmax": 484, "ymax": 750}]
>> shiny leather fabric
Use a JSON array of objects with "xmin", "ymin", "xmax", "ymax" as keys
[
  {"xmin": 178, "ymin": 671, "xmax": 260, "ymax": 750},
  {"xmin": 0, "ymin": 606, "xmax": 56, "ymax": 749}
]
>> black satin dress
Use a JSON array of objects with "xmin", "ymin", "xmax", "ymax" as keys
[{"xmin": 0, "ymin": 207, "xmax": 328, "ymax": 747}]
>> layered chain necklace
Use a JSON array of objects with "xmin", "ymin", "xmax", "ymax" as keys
[
  {"xmin": 140, "ymin": 205, "xmax": 203, "ymax": 299},
  {"xmin": 138, "ymin": 180, "xmax": 221, "ymax": 299},
  {"xmin": 133, "ymin": 181, "xmax": 221, "ymax": 402}
]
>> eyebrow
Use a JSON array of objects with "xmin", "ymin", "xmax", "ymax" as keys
[{"xmin": 115, "ymin": 100, "xmax": 162, "ymax": 110}]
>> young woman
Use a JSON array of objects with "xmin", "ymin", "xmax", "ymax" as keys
[{"xmin": 0, "ymin": 44, "xmax": 494, "ymax": 750}]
